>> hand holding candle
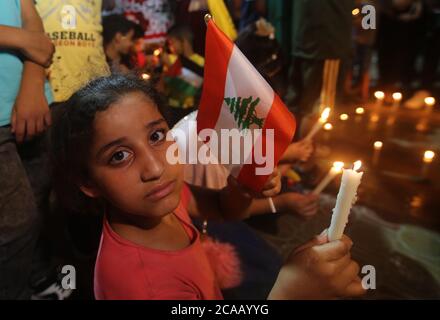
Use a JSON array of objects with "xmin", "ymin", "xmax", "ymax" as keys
[
  {"xmin": 312, "ymin": 161, "xmax": 344, "ymax": 195},
  {"xmin": 328, "ymin": 160, "xmax": 363, "ymax": 241},
  {"xmin": 305, "ymin": 107, "xmax": 331, "ymax": 141}
]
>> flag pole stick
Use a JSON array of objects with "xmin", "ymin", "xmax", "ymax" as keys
[
  {"xmin": 204, "ymin": 13, "xmax": 212, "ymax": 24},
  {"xmin": 268, "ymin": 197, "xmax": 277, "ymax": 213}
]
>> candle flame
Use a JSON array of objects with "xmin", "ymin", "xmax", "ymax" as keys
[
  {"xmin": 355, "ymin": 107, "xmax": 365, "ymax": 114},
  {"xmin": 340, "ymin": 113, "xmax": 349, "ymax": 121},
  {"xmin": 424, "ymin": 97, "xmax": 435, "ymax": 106},
  {"xmin": 352, "ymin": 8, "xmax": 360, "ymax": 15},
  {"xmin": 424, "ymin": 150, "xmax": 435, "ymax": 163},
  {"xmin": 323, "ymin": 123, "xmax": 333, "ymax": 130},
  {"xmin": 370, "ymin": 114, "xmax": 379, "ymax": 122},
  {"xmin": 333, "ymin": 161, "xmax": 344, "ymax": 171},
  {"xmin": 320, "ymin": 107, "xmax": 331, "ymax": 122},
  {"xmin": 374, "ymin": 141, "xmax": 383, "ymax": 150},
  {"xmin": 141, "ymin": 73, "xmax": 151, "ymax": 80},
  {"xmin": 353, "ymin": 160, "xmax": 362, "ymax": 171},
  {"xmin": 374, "ymin": 91, "xmax": 385, "ymax": 100},
  {"xmin": 153, "ymin": 48, "xmax": 161, "ymax": 56},
  {"xmin": 392, "ymin": 92, "xmax": 402, "ymax": 101}
]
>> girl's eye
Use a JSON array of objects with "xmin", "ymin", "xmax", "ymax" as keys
[
  {"xmin": 109, "ymin": 150, "xmax": 131, "ymax": 164},
  {"xmin": 150, "ymin": 129, "xmax": 166, "ymax": 144}
]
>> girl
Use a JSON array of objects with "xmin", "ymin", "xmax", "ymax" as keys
[{"xmin": 49, "ymin": 74, "xmax": 365, "ymax": 300}]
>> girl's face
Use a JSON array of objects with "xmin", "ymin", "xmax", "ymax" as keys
[{"xmin": 81, "ymin": 92, "xmax": 184, "ymax": 218}]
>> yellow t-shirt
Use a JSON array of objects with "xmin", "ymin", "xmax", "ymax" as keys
[
  {"xmin": 168, "ymin": 53, "xmax": 205, "ymax": 67},
  {"xmin": 36, "ymin": 0, "xmax": 110, "ymax": 102}
]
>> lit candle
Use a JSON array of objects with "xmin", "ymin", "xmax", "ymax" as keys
[
  {"xmin": 392, "ymin": 92, "xmax": 402, "ymax": 109},
  {"xmin": 424, "ymin": 97, "xmax": 435, "ymax": 115},
  {"xmin": 141, "ymin": 73, "xmax": 151, "ymax": 80},
  {"xmin": 305, "ymin": 107, "xmax": 331, "ymax": 140},
  {"xmin": 328, "ymin": 160, "xmax": 363, "ymax": 241},
  {"xmin": 323, "ymin": 123, "xmax": 333, "ymax": 131},
  {"xmin": 370, "ymin": 114, "xmax": 379, "ymax": 122},
  {"xmin": 153, "ymin": 48, "xmax": 161, "ymax": 57},
  {"xmin": 355, "ymin": 107, "xmax": 365, "ymax": 115},
  {"xmin": 368, "ymin": 114, "xmax": 380, "ymax": 131},
  {"xmin": 312, "ymin": 161, "xmax": 344, "ymax": 195},
  {"xmin": 425, "ymin": 97, "xmax": 435, "ymax": 107},
  {"xmin": 340, "ymin": 113, "xmax": 349, "ymax": 121},
  {"xmin": 372, "ymin": 141, "xmax": 383, "ymax": 166},
  {"xmin": 374, "ymin": 91, "xmax": 385, "ymax": 107},
  {"xmin": 421, "ymin": 150, "xmax": 435, "ymax": 178},
  {"xmin": 355, "ymin": 107, "xmax": 364, "ymax": 123}
]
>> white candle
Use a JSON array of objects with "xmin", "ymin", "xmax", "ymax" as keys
[
  {"xmin": 372, "ymin": 141, "xmax": 383, "ymax": 166},
  {"xmin": 355, "ymin": 107, "xmax": 365, "ymax": 115},
  {"xmin": 425, "ymin": 97, "xmax": 435, "ymax": 107},
  {"xmin": 421, "ymin": 150, "xmax": 435, "ymax": 177},
  {"xmin": 305, "ymin": 107, "xmax": 331, "ymax": 140},
  {"xmin": 328, "ymin": 160, "xmax": 363, "ymax": 241},
  {"xmin": 374, "ymin": 91, "xmax": 385, "ymax": 108},
  {"xmin": 312, "ymin": 161, "xmax": 344, "ymax": 195},
  {"xmin": 392, "ymin": 92, "xmax": 402, "ymax": 109},
  {"xmin": 424, "ymin": 97, "xmax": 435, "ymax": 115}
]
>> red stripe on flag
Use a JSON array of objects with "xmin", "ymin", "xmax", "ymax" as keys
[
  {"xmin": 197, "ymin": 20, "xmax": 234, "ymax": 134},
  {"xmin": 237, "ymin": 94, "xmax": 296, "ymax": 191}
]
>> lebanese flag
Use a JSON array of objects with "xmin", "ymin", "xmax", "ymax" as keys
[{"xmin": 197, "ymin": 18, "xmax": 296, "ymax": 192}]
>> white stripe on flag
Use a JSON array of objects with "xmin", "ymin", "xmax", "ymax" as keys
[{"xmin": 209, "ymin": 45, "xmax": 275, "ymax": 176}]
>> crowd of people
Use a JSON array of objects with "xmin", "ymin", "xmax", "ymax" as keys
[{"xmin": 0, "ymin": 0, "xmax": 438, "ymax": 300}]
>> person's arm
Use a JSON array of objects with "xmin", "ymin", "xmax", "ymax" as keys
[
  {"xmin": 0, "ymin": 25, "xmax": 28, "ymax": 49},
  {"xmin": 0, "ymin": 25, "xmax": 53, "ymax": 66},
  {"xmin": 187, "ymin": 169, "xmax": 281, "ymax": 221},
  {"xmin": 279, "ymin": 139, "xmax": 314, "ymax": 164},
  {"xmin": 11, "ymin": 0, "xmax": 54, "ymax": 142}
]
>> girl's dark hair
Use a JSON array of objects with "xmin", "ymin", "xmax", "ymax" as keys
[{"xmin": 49, "ymin": 74, "xmax": 166, "ymax": 213}]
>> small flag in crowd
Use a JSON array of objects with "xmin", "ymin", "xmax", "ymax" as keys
[
  {"xmin": 197, "ymin": 15, "xmax": 296, "ymax": 191},
  {"xmin": 164, "ymin": 55, "xmax": 204, "ymax": 109}
]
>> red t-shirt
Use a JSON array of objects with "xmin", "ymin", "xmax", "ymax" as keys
[{"xmin": 94, "ymin": 184, "xmax": 223, "ymax": 300}]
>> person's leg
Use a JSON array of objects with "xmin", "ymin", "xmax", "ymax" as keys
[
  {"xmin": 0, "ymin": 126, "xmax": 39, "ymax": 299},
  {"xmin": 377, "ymin": 14, "xmax": 399, "ymax": 93},
  {"xmin": 17, "ymin": 133, "xmax": 54, "ymax": 287},
  {"xmin": 287, "ymin": 57, "xmax": 325, "ymax": 137}
]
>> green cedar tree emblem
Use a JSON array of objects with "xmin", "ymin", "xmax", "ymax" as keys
[{"xmin": 224, "ymin": 96, "xmax": 264, "ymax": 131}]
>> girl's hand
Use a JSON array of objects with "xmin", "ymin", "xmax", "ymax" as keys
[
  {"xmin": 226, "ymin": 166, "xmax": 281, "ymax": 199},
  {"xmin": 281, "ymin": 139, "xmax": 314, "ymax": 163},
  {"xmin": 261, "ymin": 167, "xmax": 281, "ymax": 198},
  {"xmin": 269, "ymin": 232, "xmax": 366, "ymax": 299}
]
